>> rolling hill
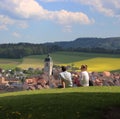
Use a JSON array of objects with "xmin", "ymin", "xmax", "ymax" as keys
[{"xmin": 50, "ymin": 37, "xmax": 120, "ymax": 49}]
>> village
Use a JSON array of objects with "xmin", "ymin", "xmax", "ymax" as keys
[{"xmin": 0, "ymin": 54, "xmax": 58, "ymax": 92}]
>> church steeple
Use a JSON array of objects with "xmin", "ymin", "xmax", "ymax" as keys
[{"xmin": 44, "ymin": 54, "xmax": 53, "ymax": 76}]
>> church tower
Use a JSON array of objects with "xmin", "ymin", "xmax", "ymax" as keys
[{"xmin": 44, "ymin": 54, "xmax": 53, "ymax": 76}]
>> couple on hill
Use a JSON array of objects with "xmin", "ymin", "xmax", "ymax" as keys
[{"xmin": 59, "ymin": 65, "xmax": 89, "ymax": 88}]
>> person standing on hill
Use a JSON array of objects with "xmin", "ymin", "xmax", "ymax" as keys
[
  {"xmin": 79, "ymin": 64, "xmax": 89, "ymax": 86},
  {"xmin": 59, "ymin": 66, "xmax": 73, "ymax": 88}
]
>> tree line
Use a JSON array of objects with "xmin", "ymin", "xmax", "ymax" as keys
[
  {"xmin": 0, "ymin": 43, "xmax": 61, "ymax": 58},
  {"xmin": 0, "ymin": 39, "xmax": 120, "ymax": 59}
]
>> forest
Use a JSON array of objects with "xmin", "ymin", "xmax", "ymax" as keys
[{"xmin": 0, "ymin": 37, "xmax": 120, "ymax": 58}]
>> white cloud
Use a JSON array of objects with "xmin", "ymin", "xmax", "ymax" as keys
[
  {"xmin": 0, "ymin": 25, "xmax": 8, "ymax": 31},
  {"xmin": 39, "ymin": 0, "xmax": 58, "ymax": 2},
  {"xmin": 76, "ymin": 0, "xmax": 120, "ymax": 18},
  {"xmin": 39, "ymin": 0, "xmax": 68, "ymax": 2},
  {"xmin": 0, "ymin": 0, "xmax": 93, "ymax": 25},
  {"xmin": 112, "ymin": 0, "xmax": 120, "ymax": 9},
  {"xmin": 63, "ymin": 25, "xmax": 72, "ymax": 32},
  {"xmin": 0, "ymin": 14, "xmax": 29, "ymax": 30},
  {"xmin": 17, "ymin": 22, "xmax": 29, "ymax": 29},
  {"xmin": 12, "ymin": 32, "xmax": 21, "ymax": 38},
  {"xmin": 0, "ymin": 0, "xmax": 46, "ymax": 19},
  {"xmin": 0, "ymin": 15, "xmax": 15, "ymax": 25},
  {"xmin": 49, "ymin": 10, "xmax": 94, "ymax": 25},
  {"xmin": 0, "ymin": 15, "xmax": 14, "ymax": 30},
  {"xmin": 39, "ymin": 0, "xmax": 74, "ymax": 2}
]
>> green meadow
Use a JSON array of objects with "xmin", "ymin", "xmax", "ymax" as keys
[
  {"xmin": 0, "ymin": 87, "xmax": 120, "ymax": 119},
  {"xmin": 0, "ymin": 51, "xmax": 120, "ymax": 72}
]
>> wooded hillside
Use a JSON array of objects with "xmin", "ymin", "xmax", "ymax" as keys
[{"xmin": 0, "ymin": 37, "xmax": 120, "ymax": 58}]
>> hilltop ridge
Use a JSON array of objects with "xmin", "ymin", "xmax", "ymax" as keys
[
  {"xmin": 49, "ymin": 37, "xmax": 120, "ymax": 49},
  {"xmin": 0, "ymin": 37, "xmax": 120, "ymax": 58}
]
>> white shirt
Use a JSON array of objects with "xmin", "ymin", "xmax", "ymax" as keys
[
  {"xmin": 59, "ymin": 71, "xmax": 73, "ymax": 87},
  {"xmin": 80, "ymin": 71, "xmax": 89, "ymax": 86}
]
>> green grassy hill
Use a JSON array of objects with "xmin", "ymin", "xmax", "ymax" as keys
[
  {"xmin": 0, "ymin": 87, "xmax": 120, "ymax": 119},
  {"xmin": 0, "ymin": 52, "xmax": 120, "ymax": 72}
]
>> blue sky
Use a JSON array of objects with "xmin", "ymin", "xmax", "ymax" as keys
[{"xmin": 0, "ymin": 0, "xmax": 120, "ymax": 44}]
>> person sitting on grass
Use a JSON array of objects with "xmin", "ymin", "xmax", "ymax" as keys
[
  {"xmin": 59, "ymin": 66, "xmax": 73, "ymax": 88},
  {"xmin": 79, "ymin": 64, "xmax": 89, "ymax": 86}
]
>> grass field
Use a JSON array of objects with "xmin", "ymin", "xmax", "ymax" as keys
[
  {"xmin": 0, "ymin": 87, "xmax": 120, "ymax": 119},
  {"xmin": 0, "ymin": 51, "xmax": 120, "ymax": 72}
]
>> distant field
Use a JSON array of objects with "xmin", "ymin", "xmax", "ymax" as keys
[
  {"xmin": 0, "ymin": 58, "xmax": 22, "ymax": 69},
  {"xmin": 0, "ymin": 51, "xmax": 120, "ymax": 72}
]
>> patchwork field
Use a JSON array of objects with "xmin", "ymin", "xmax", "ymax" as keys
[{"xmin": 0, "ymin": 51, "xmax": 120, "ymax": 72}]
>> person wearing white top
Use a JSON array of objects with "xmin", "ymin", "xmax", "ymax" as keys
[
  {"xmin": 59, "ymin": 66, "xmax": 73, "ymax": 88},
  {"xmin": 80, "ymin": 65, "xmax": 89, "ymax": 86}
]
